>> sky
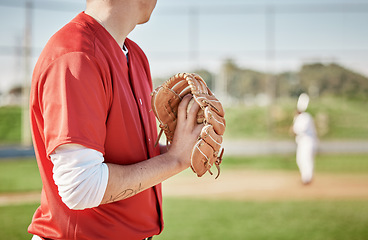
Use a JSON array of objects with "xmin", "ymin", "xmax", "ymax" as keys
[{"xmin": 0, "ymin": 0, "xmax": 368, "ymax": 92}]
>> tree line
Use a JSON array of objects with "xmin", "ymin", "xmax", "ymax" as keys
[{"xmin": 154, "ymin": 60, "xmax": 368, "ymax": 102}]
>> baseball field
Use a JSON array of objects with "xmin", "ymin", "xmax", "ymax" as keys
[
  {"xmin": 0, "ymin": 97, "xmax": 367, "ymax": 239},
  {"xmin": 1, "ymin": 153, "xmax": 368, "ymax": 239}
]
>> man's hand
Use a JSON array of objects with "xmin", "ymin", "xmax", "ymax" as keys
[{"xmin": 167, "ymin": 94, "xmax": 204, "ymax": 169}]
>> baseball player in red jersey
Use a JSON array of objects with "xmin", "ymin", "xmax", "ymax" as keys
[{"xmin": 28, "ymin": 1, "xmax": 203, "ymax": 239}]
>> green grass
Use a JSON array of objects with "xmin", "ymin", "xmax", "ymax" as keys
[
  {"xmin": 0, "ymin": 106, "xmax": 21, "ymax": 143},
  {"xmin": 307, "ymin": 97, "xmax": 368, "ymax": 139},
  {"xmin": 222, "ymin": 154, "xmax": 298, "ymax": 171},
  {"xmin": 157, "ymin": 198, "xmax": 368, "ymax": 240},
  {"xmin": 224, "ymin": 97, "xmax": 368, "ymax": 140},
  {"xmin": 0, "ymin": 203, "xmax": 38, "ymax": 240},
  {"xmin": 2, "ymin": 200, "xmax": 368, "ymax": 240},
  {"xmin": 224, "ymin": 105, "xmax": 271, "ymax": 139},
  {"xmin": 315, "ymin": 154, "xmax": 368, "ymax": 173},
  {"xmin": 0, "ymin": 158, "xmax": 42, "ymax": 193},
  {"xmin": 1, "ymin": 97, "xmax": 367, "ymax": 144},
  {"xmin": 222, "ymin": 153, "xmax": 368, "ymax": 173},
  {"xmin": 0, "ymin": 154, "xmax": 367, "ymax": 239}
]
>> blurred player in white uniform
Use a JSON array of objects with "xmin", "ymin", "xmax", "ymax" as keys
[{"xmin": 292, "ymin": 93, "xmax": 318, "ymax": 184}]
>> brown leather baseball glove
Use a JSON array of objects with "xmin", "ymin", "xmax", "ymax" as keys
[{"xmin": 151, "ymin": 73, "xmax": 226, "ymax": 178}]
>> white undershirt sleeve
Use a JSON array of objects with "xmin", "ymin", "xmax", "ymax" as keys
[{"xmin": 50, "ymin": 144, "xmax": 109, "ymax": 210}]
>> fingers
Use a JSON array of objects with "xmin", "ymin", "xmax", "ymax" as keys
[
  {"xmin": 193, "ymin": 122, "xmax": 204, "ymax": 136},
  {"xmin": 175, "ymin": 94, "xmax": 203, "ymax": 142},
  {"xmin": 178, "ymin": 94, "xmax": 201, "ymax": 124},
  {"xmin": 177, "ymin": 94, "xmax": 192, "ymax": 121},
  {"xmin": 187, "ymin": 98, "xmax": 201, "ymax": 124}
]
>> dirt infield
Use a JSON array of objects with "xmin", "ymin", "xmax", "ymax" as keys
[
  {"xmin": 162, "ymin": 169, "xmax": 368, "ymax": 201},
  {"xmin": 1, "ymin": 169, "xmax": 368, "ymax": 206},
  {"xmin": 0, "ymin": 192, "xmax": 41, "ymax": 206}
]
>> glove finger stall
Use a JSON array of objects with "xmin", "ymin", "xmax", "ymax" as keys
[
  {"xmin": 191, "ymin": 139, "xmax": 218, "ymax": 177},
  {"xmin": 169, "ymin": 79, "xmax": 192, "ymax": 98},
  {"xmin": 204, "ymin": 107, "xmax": 226, "ymax": 135},
  {"xmin": 200, "ymin": 125, "xmax": 223, "ymax": 153},
  {"xmin": 194, "ymin": 94, "xmax": 225, "ymax": 117},
  {"xmin": 168, "ymin": 73, "xmax": 208, "ymax": 96}
]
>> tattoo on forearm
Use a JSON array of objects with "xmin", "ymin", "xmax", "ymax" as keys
[{"xmin": 104, "ymin": 183, "xmax": 142, "ymax": 204}]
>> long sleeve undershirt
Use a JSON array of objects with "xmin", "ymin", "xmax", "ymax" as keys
[{"xmin": 50, "ymin": 144, "xmax": 108, "ymax": 210}]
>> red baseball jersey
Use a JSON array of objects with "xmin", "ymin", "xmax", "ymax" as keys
[{"xmin": 28, "ymin": 12, "xmax": 163, "ymax": 239}]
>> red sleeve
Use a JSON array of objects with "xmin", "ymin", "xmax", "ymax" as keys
[{"xmin": 39, "ymin": 52, "xmax": 110, "ymax": 156}]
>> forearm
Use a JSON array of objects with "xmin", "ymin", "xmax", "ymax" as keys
[
  {"xmin": 100, "ymin": 94, "xmax": 203, "ymax": 203},
  {"xmin": 50, "ymin": 144, "xmax": 188, "ymax": 209},
  {"xmin": 51, "ymin": 95, "xmax": 202, "ymax": 208},
  {"xmin": 101, "ymin": 151, "xmax": 187, "ymax": 204}
]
